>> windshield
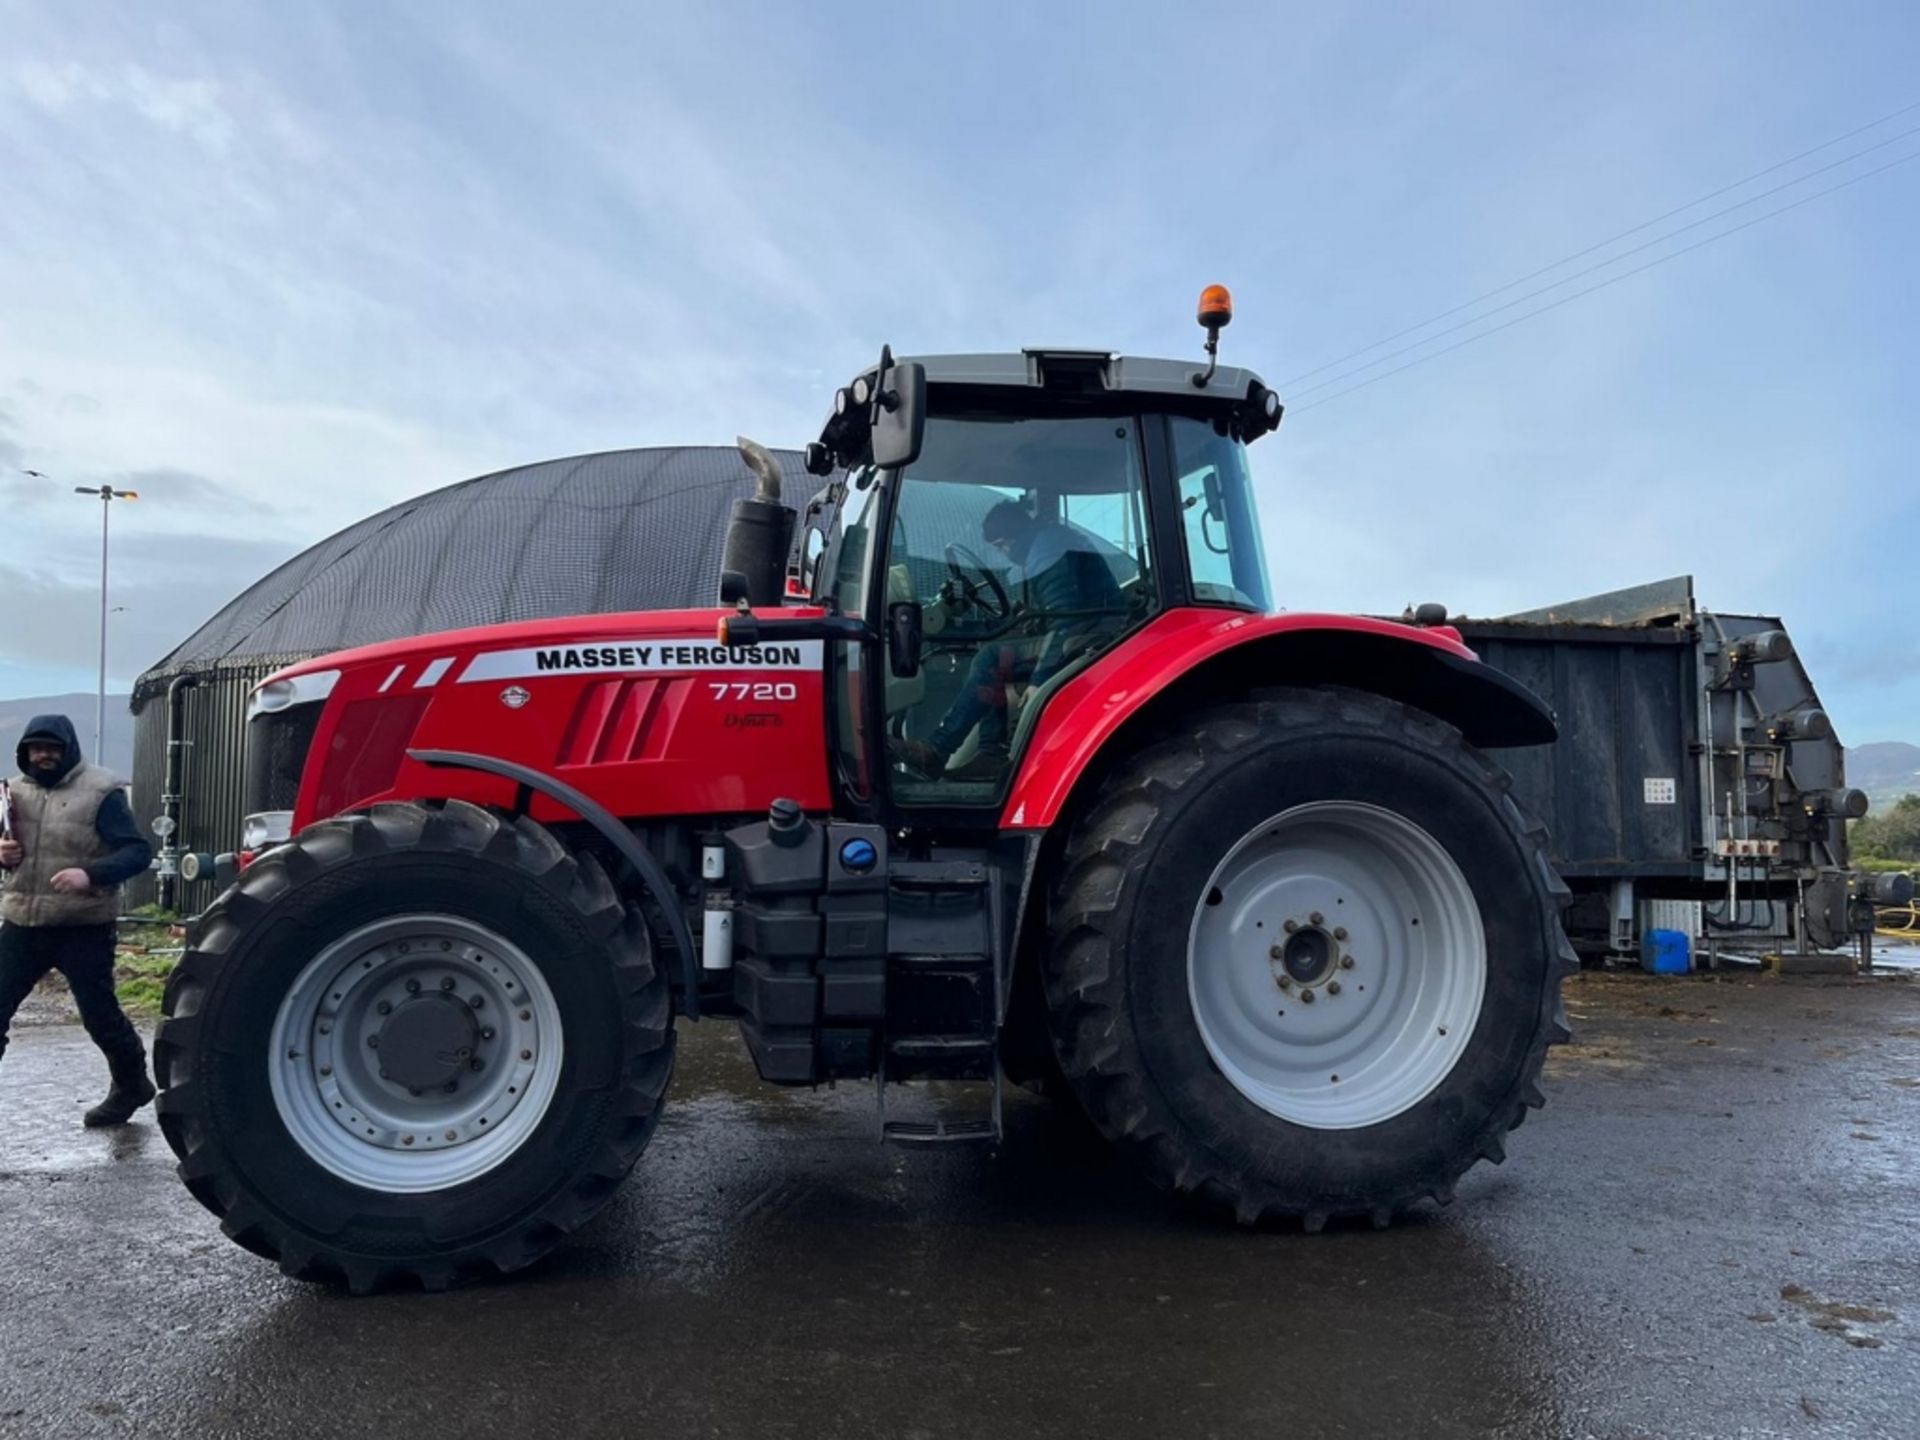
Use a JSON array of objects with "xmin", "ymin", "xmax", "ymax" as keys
[{"xmin": 1170, "ymin": 417, "xmax": 1272, "ymax": 612}]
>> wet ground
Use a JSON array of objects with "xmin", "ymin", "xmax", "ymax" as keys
[{"xmin": 2, "ymin": 969, "xmax": 1918, "ymax": 1439}]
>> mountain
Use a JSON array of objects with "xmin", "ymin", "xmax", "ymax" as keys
[
  {"xmin": 0, "ymin": 693, "xmax": 135, "ymax": 777},
  {"xmin": 1849, "ymin": 742, "xmax": 1920, "ymax": 809}
]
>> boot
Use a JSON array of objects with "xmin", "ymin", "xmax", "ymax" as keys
[{"xmin": 84, "ymin": 1040, "xmax": 157, "ymax": 1128}]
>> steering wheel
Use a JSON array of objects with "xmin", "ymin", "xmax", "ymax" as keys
[{"xmin": 943, "ymin": 541, "xmax": 1012, "ymax": 621}]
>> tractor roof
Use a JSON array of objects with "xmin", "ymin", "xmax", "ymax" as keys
[{"xmin": 865, "ymin": 350, "xmax": 1271, "ymax": 404}]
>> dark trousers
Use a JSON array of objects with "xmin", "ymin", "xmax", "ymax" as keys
[{"xmin": 0, "ymin": 922, "xmax": 141, "ymax": 1065}]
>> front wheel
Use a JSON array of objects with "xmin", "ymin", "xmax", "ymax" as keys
[
  {"xmin": 155, "ymin": 801, "xmax": 675, "ymax": 1291},
  {"xmin": 1043, "ymin": 686, "xmax": 1574, "ymax": 1227}
]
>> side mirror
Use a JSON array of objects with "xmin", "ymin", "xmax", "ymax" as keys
[
  {"xmin": 887, "ymin": 600, "xmax": 923, "ymax": 678},
  {"xmin": 1201, "ymin": 468, "xmax": 1225, "ymax": 521},
  {"xmin": 870, "ymin": 361, "xmax": 926, "ymax": 470}
]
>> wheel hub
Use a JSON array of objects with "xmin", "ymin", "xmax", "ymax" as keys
[
  {"xmin": 376, "ymin": 996, "xmax": 479, "ymax": 1091},
  {"xmin": 1187, "ymin": 801, "xmax": 1487, "ymax": 1130},
  {"xmin": 1277, "ymin": 927, "xmax": 1336, "ymax": 987},
  {"xmin": 268, "ymin": 915, "xmax": 564, "ymax": 1194}
]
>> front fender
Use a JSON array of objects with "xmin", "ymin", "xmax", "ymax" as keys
[{"xmin": 1001, "ymin": 609, "xmax": 1556, "ymax": 830}]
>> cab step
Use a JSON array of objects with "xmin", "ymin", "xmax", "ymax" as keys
[
  {"xmin": 876, "ymin": 1065, "xmax": 1003, "ymax": 1146},
  {"xmin": 882, "ymin": 1115, "xmax": 998, "ymax": 1145}
]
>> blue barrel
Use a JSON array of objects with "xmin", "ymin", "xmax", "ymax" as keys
[{"xmin": 1643, "ymin": 928, "xmax": 1691, "ymax": 974}]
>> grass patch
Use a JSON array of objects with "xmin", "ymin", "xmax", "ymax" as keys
[
  {"xmin": 1856, "ymin": 856, "xmax": 1914, "ymax": 874},
  {"xmin": 115, "ymin": 919, "xmax": 182, "ymax": 1019}
]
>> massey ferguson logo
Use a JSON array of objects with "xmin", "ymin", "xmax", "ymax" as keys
[
  {"xmin": 533, "ymin": 643, "xmax": 806, "ymax": 671},
  {"xmin": 500, "ymin": 686, "xmax": 531, "ymax": 709},
  {"xmin": 456, "ymin": 637, "xmax": 822, "ymax": 683}
]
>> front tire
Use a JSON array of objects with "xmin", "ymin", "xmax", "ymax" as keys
[
  {"xmin": 1042, "ymin": 687, "xmax": 1574, "ymax": 1227},
  {"xmin": 155, "ymin": 801, "xmax": 675, "ymax": 1291}
]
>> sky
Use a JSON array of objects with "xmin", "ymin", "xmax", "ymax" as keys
[{"xmin": 1, "ymin": 2, "xmax": 1915, "ymax": 741}]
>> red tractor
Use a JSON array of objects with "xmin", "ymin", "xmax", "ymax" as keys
[{"xmin": 157, "ymin": 290, "xmax": 1573, "ymax": 1291}]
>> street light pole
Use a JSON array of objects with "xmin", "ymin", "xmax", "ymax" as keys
[{"xmin": 72, "ymin": 483, "xmax": 139, "ymax": 761}]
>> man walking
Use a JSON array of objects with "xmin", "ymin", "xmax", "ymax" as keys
[{"xmin": 0, "ymin": 714, "xmax": 156, "ymax": 1126}]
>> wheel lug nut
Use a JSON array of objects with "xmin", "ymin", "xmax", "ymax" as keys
[
  {"xmin": 441, "ymin": 977, "xmax": 456, "ymax": 992},
  {"xmin": 406, "ymin": 979, "xmax": 421, "ymax": 994},
  {"xmin": 1333, "ymin": 926, "xmax": 1349, "ymax": 941},
  {"xmin": 471, "ymin": 1059, "xmax": 486, "ymax": 1072},
  {"xmin": 1327, "ymin": 981, "xmax": 1342, "ymax": 996},
  {"xmin": 520, "ymin": 1049, "xmax": 533, "ymax": 1061},
  {"xmin": 469, "ymin": 994, "xmax": 484, "ymax": 1009},
  {"xmin": 480, "ymin": 1027, "xmax": 495, "ymax": 1041},
  {"xmin": 444, "ymin": 1082, "xmax": 458, "ymax": 1094},
  {"xmin": 320, "ymin": 1065, "xmax": 332, "ymax": 1077},
  {"xmin": 317, "ymin": 1023, "xmax": 331, "ymax": 1035},
  {"xmin": 1310, "ymin": 911, "xmax": 1325, "ymax": 925},
  {"xmin": 518, "ymin": 1010, "xmax": 531, "ymax": 1022},
  {"xmin": 1300, "ymin": 989, "xmax": 1316, "ymax": 1004},
  {"xmin": 367, "ymin": 1036, "xmax": 379, "ymax": 1049},
  {"xmin": 1340, "ymin": 955, "xmax": 1355, "ymax": 969},
  {"xmin": 1277, "ymin": 976, "xmax": 1292, "ymax": 990},
  {"xmin": 377, "ymin": 1000, "xmax": 392, "ymax": 1015},
  {"xmin": 445, "ymin": 1130, "xmax": 457, "ymax": 1142},
  {"xmin": 402, "ymin": 1135, "xmax": 415, "ymax": 1146},
  {"xmin": 1283, "ymin": 920, "xmax": 1300, "ymax": 934},
  {"xmin": 1269, "ymin": 944, "xmax": 1283, "ymax": 960}
]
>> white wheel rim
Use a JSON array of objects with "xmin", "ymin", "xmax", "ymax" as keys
[
  {"xmin": 1186, "ymin": 801, "xmax": 1486, "ymax": 1130},
  {"xmin": 268, "ymin": 915, "xmax": 564, "ymax": 1193}
]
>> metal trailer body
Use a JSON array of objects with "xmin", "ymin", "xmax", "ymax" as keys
[{"xmin": 1452, "ymin": 576, "xmax": 1869, "ymax": 960}]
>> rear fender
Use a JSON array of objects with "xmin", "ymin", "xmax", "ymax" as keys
[{"xmin": 1001, "ymin": 609, "xmax": 1556, "ymax": 832}]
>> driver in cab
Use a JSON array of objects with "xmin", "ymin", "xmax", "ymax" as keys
[{"xmin": 894, "ymin": 499, "xmax": 1127, "ymax": 782}]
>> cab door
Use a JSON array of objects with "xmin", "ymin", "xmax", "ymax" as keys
[{"xmin": 864, "ymin": 411, "xmax": 1162, "ymax": 813}]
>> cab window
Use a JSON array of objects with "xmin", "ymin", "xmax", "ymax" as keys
[{"xmin": 1171, "ymin": 417, "xmax": 1272, "ymax": 612}]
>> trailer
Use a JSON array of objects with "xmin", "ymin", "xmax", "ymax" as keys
[{"xmin": 1452, "ymin": 577, "xmax": 1902, "ymax": 966}]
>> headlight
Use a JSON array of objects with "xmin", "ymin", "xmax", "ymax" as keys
[
  {"xmin": 247, "ymin": 668, "xmax": 340, "ymax": 721},
  {"xmin": 241, "ymin": 811, "xmax": 294, "ymax": 849}
]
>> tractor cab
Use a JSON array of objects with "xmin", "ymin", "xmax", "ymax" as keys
[{"xmin": 749, "ymin": 334, "xmax": 1284, "ymax": 817}]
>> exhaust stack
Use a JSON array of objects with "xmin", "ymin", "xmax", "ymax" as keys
[{"xmin": 719, "ymin": 437, "xmax": 796, "ymax": 610}]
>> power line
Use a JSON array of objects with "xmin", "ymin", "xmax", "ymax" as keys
[
  {"xmin": 1290, "ymin": 146, "xmax": 1920, "ymax": 415},
  {"xmin": 1279, "ymin": 97, "xmax": 1920, "ymax": 389},
  {"xmin": 1287, "ymin": 120, "xmax": 1920, "ymax": 401}
]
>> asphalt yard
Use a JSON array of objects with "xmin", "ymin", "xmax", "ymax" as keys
[{"xmin": 2, "ymin": 967, "xmax": 1916, "ymax": 1439}]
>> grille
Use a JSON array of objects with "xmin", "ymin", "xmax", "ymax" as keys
[{"xmin": 244, "ymin": 703, "xmax": 323, "ymax": 816}]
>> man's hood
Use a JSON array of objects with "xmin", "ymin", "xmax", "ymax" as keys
[{"xmin": 16, "ymin": 713, "xmax": 82, "ymax": 787}]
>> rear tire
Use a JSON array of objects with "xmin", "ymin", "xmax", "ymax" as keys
[
  {"xmin": 155, "ymin": 800, "xmax": 675, "ymax": 1291},
  {"xmin": 1042, "ymin": 687, "xmax": 1574, "ymax": 1227}
]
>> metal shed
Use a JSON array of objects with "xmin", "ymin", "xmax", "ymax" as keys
[{"xmin": 129, "ymin": 445, "xmax": 810, "ymax": 912}]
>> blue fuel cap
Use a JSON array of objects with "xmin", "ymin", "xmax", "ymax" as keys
[{"xmin": 839, "ymin": 837, "xmax": 878, "ymax": 874}]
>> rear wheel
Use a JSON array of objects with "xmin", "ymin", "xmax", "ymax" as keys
[
  {"xmin": 1043, "ymin": 687, "xmax": 1574, "ymax": 1227},
  {"xmin": 155, "ymin": 800, "xmax": 674, "ymax": 1291}
]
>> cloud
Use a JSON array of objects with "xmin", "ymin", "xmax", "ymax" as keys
[
  {"xmin": 0, "ymin": 3, "xmax": 1913, "ymax": 745},
  {"xmin": 0, "ymin": 528, "xmax": 299, "ymax": 685},
  {"xmin": 112, "ymin": 466, "xmax": 270, "ymax": 515},
  {"xmin": 9, "ymin": 59, "xmax": 234, "ymax": 151}
]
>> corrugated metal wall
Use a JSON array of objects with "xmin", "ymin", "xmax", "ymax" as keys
[{"xmin": 127, "ymin": 663, "xmax": 293, "ymax": 913}]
